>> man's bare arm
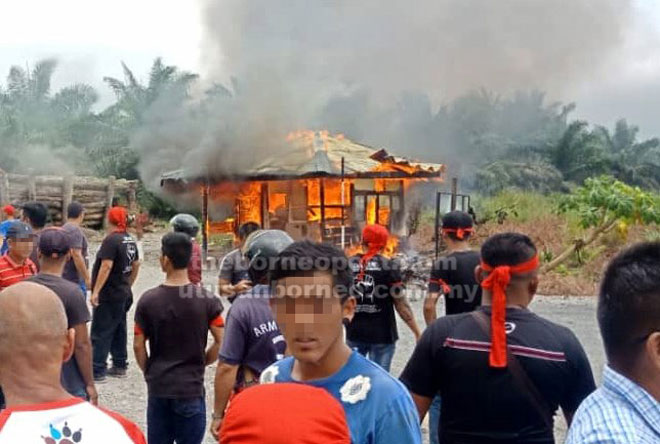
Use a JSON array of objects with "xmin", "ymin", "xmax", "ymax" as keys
[
  {"xmin": 72, "ymin": 323, "xmax": 97, "ymax": 405},
  {"xmin": 205, "ymin": 325, "xmax": 224, "ymax": 365},
  {"xmin": 394, "ymin": 293, "xmax": 422, "ymax": 340},
  {"xmin": 71, "ymin": 249, "xmax": 90, "ymax": 287},
  {"xmin": 129, "ymin": 261, "xmax": 141, "ymax": 287},
  {"xmin": 210, "ymin": 362, "xmax": 239, "ymax": 441},
  {"xmin": 423, "ymin": 291, "xmax": 440, "ymax": 326},
  {"xmin": 91, "ymin": 259, "xmax": 113, "ymax": 306},
  {"xmin": 133, "ymin": 333, "xmax": 148, "ymax": 373},
  {"xmin": 411, "ymin": 393, "xmax": 433, "ymax": 423}
]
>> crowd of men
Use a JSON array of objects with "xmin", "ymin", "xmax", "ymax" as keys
[{"xmin": 0, "ymin": 203, "xmax": 657, "ymax": 444}]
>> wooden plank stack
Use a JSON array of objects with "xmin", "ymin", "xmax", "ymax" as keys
[{"xmin": 0, "ymin": 170, "xmax": 138, "ymax": 229}]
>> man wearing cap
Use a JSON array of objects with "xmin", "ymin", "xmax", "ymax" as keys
[
  {"xmin": 26, "ymin": 227, "xmax": 97, "ymax": 404},
  {"xmin": 345, "ymin": 224, "xmax": 421, "ymax": 372},
  {"xmin": 0, "ymin": 221, "xmax": 38, "ymax": 290},
  {"xmin": 210, "ymin": 230, "xmax": 290, "ymax": 441},
  {"xmin": 0, "ymin": 205, "xmax": 16, "ymax": 255},
  {"xmin": 90, "ymin": 206, "xmax": 140, "ymax": 382},
  {"xmin": 401, "ymin": 232, "xmax": 596, "ymax": 444}
]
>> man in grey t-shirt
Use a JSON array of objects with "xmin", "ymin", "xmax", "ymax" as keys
[
  {"xmin": 217, "ymin": 222, "xmax": 260, "ymax": 301},
  {"xmin": 210, "ymin": 230, "xmax": 290, "ymax": 440},
  {"xmin": 61, "ymin": 202, "xmax": 90, "ymax": 293}
]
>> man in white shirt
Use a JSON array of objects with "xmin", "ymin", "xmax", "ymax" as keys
[{"xmin": 0, "ymin": 282, "xmax": 145, "ymax": 444}]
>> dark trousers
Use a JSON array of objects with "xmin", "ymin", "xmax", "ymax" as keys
[
  {"xmin": 147, "ymin": 396, "xmax": 206, "ymax": 444},
  {"xmin": 91, "ymin": 300, "xmax": 128, "ymax": 376}
]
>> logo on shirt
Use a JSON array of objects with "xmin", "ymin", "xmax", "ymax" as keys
[
  {"xmin": 259, "ymin": 365, "xmax": 279, "ymax": 384},
  {"xmin": 340, "ymin": 375, "xmax": 372, "ymax": 404},
  {"xmin": 41, "ymin": 422, "xmax": 83, "ymax": 443},
  {"xmin": 353, "ymin": 274, "xmax": 376, "ymax": 302},
  {"xmin": 505, "ymin": 322, "xmax": 516, "ymax": 334}
]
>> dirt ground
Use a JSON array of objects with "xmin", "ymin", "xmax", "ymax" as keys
[{"xmin": 94, "ymin": 232, "xmax": 605, "ymax": 444}]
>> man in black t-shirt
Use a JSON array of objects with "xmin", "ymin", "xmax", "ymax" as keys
[
  {"xmin": 135, "ymin": 232, "xmax": 224, "ymax": 444},
  {"xmin": 401, "ymin": 232, "xmax": 596, "ymax": 444},
  {"xmin": 27, "ymin": 227, "xmax": 97, "ymax": 404},
  {"xmin": 424, "ymin": 211, "xmax": 482, "ymax": 444},
  {"xmin": 425, "ymin": 211, "xmax": 482, "ymax": 324},
  {"xmin": 90, "ymin": 207, "xmax": 140, "ymax": 381},
  {"xmin": 346, "ymin": 224, "xmax": 421, "ymax": 372}
]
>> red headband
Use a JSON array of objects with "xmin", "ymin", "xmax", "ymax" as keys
[
  {"xmin": 442, "ymin": 227, "xmax": 473, "ymax": 240},
  {"xmin": 480, "ymin": 255, "xmax": 539, "ymax": 368},
  {"xmin": 359, "ymin": 224, "xmax": 389, "ymax": 280},
  {"xmin": 107, "ymin": 206, "xmax": 127, "ymax": 232}
]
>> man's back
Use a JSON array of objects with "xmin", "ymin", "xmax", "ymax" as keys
[
  {"xmin": 430, "ymin": 250, "xmax": 482, "ymax": 315},
  {"xmin": 219, "ymin": 285, "xmax": 286, "ymax": 385},
  {"xmin": 0, "ymin": 398, "xmax": 145, "ymax": 443},
  {"xmin": 25, "ymin": 274, "xmax": 90, "ymax": 397},
  {"xmin": 134, "ymin": 284, "xmax": 223, "ymax": 398},
  {"xmin": 92, "ymin": 231, "xmax": 138, "ymax": 302},
  {"xmin": 401, "ymin": 307, "xmax": 596, "ymax": 443}
]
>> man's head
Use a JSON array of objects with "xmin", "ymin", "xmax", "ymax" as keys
[
  {"xmin": 220, "ymin": 383, "xmax": 350, "ymax": 444},
  {"xmin": 598, "ymin": 242, "xmax": 660, "ymax": 393},
  {"xmin": 107, "ymin": 206, "xmax": 127, "ymax": 232},
  {"xmin": 237, "ymin": 222, "xmax": 260, "ymax": 246},
  {"xmin": 269, "ymin": 241, "xmax": 355, "ymax": 365},
  {"xmin": 442, "ymin": 211, "xmax": 474, "ymax": 242},
  {"xmin": 361, "ymin": 224, "xmax": 389, "ymax": 252},
  {"xmin": 160, "ymin": 232, "xmax": 193, "ymax": 273},
  {"xmin": 21, "ymin": 202, "xmax": 48, "ymax": 230},
  {"xmin": 477, "ymin": 232, "xmax": 539, "ymax": 306},
  {"xmin": 67, "ymin": 201, "xmax": 85, "ymax": 223},
  {"xmin": 2, "ymin": 205, "xmax": 15, "ymax": 220},
  {"xmin": 0, "ymin": 283, "xmax": 75, "ymax": 398},
  {"xmin": 242, "ymin": 230, "xmax": 294, "ymax": 284},
  {"xmin": 38, "ymin": 227, "xmax": 72, "ymax": 270},
  {"xmin": 6, "ymin": 221, "xmax": 35, "ymax": 261}
]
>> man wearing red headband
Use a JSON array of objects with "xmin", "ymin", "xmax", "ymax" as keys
[
  {"xmin": 90, "ymin": 206, "xmax": 141, "ymax": 382},
  {"xmin": 401, "ymin": 232, "xmax": 596, "ymax": 444},
  {"xmin": 346, "ymin": 224, "xmax": 421, "ymax": 372}
]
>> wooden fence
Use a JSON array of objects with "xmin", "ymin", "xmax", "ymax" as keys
[{"xmin": 0, "ymin": 170, "xmax": 138, "ymax": 228}]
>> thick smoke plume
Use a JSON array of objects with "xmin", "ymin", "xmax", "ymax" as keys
[{"xmin": 138, "ymin": 0, "xmax": 635, "ymax": 189}]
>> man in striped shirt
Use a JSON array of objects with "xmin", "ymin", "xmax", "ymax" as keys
[{"xmin": 0, "ymin": 222, "xmax": 37, "ymax": 290}]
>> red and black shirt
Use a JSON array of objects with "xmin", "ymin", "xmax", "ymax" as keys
[{"xmin": 400, "ymin": 306, "xmax": 596, "ymax": 444}]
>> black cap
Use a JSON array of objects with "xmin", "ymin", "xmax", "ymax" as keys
[
  {"xmin": 6, "ymin": 221, "xmax": 34, "ymax": 239},
  {"xmin": 39, "ymin": 227, "xmax": 71, "ymax": 257}
]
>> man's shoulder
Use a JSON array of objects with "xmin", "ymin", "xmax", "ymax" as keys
[
  {"xmin": 347, "ymin": 352, "xmax": 410, "ymax": 395},
  {"xmin": 567, "ymin": 387, "xmax": 644, "ymax": 444},
  {"xmin": 259, "ymin": 357, "xmax": 294, "ymax": 383},
  {"xmin": 27, "ymin": 274, "xmax": 80, "ymax": 293}
]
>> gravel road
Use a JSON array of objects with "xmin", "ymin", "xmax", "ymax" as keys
[{"xmin": 93, "ymin": 234, "xmax": 604, "ymax": 444}]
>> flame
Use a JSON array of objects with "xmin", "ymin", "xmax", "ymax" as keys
[{"xmin": 344, "ymin": 233, "xmax": 399, "ymax": 258}]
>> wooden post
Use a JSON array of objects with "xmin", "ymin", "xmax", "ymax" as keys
[
  {"xmin": 450, "ymin": 177, "xmax": 458, "ymax": 211},
  {"xmin": 435, "ymin": 191, "xmax": 441, "ymax": 259},
  {"xmin": 319, "ymin": 178, "xmax": 326, "ymax": 242},
  {"xmin": 202, "ymin": 181, "xmax": 209, "ymax": 261},
  {"xmin": 27, "ymin": 169, "xmax": 37, "ymax": 201},
  {"xmin": 103, "ymin": 176, "xmax": 116, "ymax": 229},
  {"xmin": 62, "ymin": 175, "xmax": 74, "ymax": 224},
  {"xmin": 261, "ymin": 182, "xmax": 270, "ymax": 229},
  {"xmin": 127, "ymin": 181, "xmax": 138, "ymax": 212},
  {"xmin": 0, "ymin": 170, "xmax": 8, "ymax": 208}
]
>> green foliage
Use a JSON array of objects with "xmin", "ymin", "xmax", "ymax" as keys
[
  {"xmin": 559, "ymin": 176, "xmax": 660, "ymax": 230},
  {"xmin": 475, "ymin": 191, "xmax": 558, "ymax": 223},
  {"xmin": 136, "ymin": 182, "xmax": 179, "ymax": 219}
]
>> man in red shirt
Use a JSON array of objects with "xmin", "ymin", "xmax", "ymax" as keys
[{"xmin": 0, "ymin": 222, "xmax": 37, "ymax": 290}]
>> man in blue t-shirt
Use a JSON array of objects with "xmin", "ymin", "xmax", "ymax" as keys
[{"xmin": 259, "ymin": 241, "xmax": 422, "ymax": 444}]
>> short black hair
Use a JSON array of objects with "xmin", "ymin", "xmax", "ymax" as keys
[
  {"xmin": 481, "ymin": 232, "xmax": 536, "ymax": 267},
  {"xmin": 22, "ymin": 202, "xmax": 48, "ymax": 229},
  {"xmin": 161, "ymin": 232, "xmax": 192, "ymax": 270},
  {"xmin": 269, "ymin": 241, "xmax": 354, "ymax": 302},
  {"xmin": 67, "ymin": 202, "xmax": 85, "ymax": 219},
  {"xmin": 442, "ymin": 211, "xmax": 474, "ymax": 240},
  {"xmin": 238, "ymin": 222, "xmax": 260, "ymax": 240},
  {"xmin": 598, "ymin": 242, "xmax": 660, "ymax": 368}
]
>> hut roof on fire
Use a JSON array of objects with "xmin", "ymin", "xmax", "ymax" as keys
[{"xmin": 161, "ymin": 130, "xmax": 444, "ymax": 185}]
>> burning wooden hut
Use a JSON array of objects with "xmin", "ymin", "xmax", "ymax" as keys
[{"xmin": 160, "ymin": 130, "xmax": 444, "ymax": 254}]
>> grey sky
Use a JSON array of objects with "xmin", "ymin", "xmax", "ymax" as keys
[{"xmin": 1, "ymin": 0, "xmax": 659, "ymax": 137}]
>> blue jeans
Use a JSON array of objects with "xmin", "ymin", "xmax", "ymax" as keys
[
  {"xmin": 429, "ymin": 395, "xmax": 441, "ymax": 444},
  {"xmin": 147, "ymin": 396, "xmax": 206, "ymax": 444},
  {"xmin": 91, "ymin": 300, "xmax": 128, "ymax": 377},
  {"xmin": 346, "ymin": 340, "xmax": 396, "ymax": 372}
]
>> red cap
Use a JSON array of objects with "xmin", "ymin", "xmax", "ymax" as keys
[
  {"xmin": 3, "ymin": 205, "xmax": 15, "ymax": 216},
  {"xmin": 220, "ymin": 383, "xmax": 351, "ymax": 444}
]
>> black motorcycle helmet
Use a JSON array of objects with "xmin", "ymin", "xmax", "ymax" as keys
[
  {"xmin": 169, "ymin": 213, "xmax": 200, "ymax": 238},
  {"xmin": 242, "ymin": 230, "xmax": 294, "ymax": 284}
]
